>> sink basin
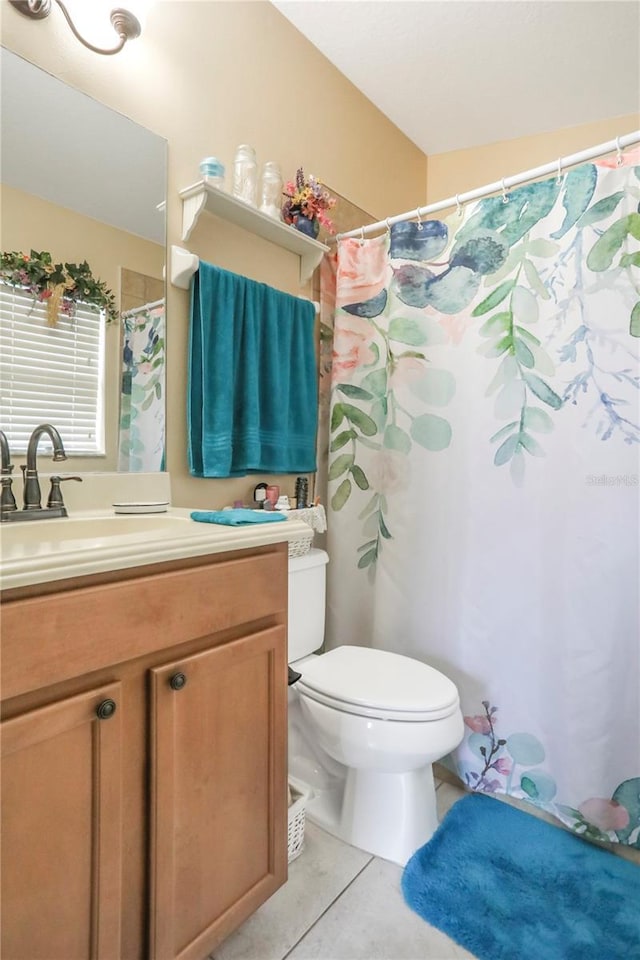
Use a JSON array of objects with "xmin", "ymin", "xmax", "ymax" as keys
[
  {"xmin": 0, "ymin": 506, "xmax": 310, "ymax": 592},
  {"xmin": 0, "ymin": 514, "xmax": 192, "ymax": 550}
]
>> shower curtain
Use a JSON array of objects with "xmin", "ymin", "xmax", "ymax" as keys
[
  {"xmin": 324, "ymin": 152, "xmax": 640, "ymax": 847},
  {"xmin": 118, "ymin": 301, "xmax": 165, "ymax": 471}
]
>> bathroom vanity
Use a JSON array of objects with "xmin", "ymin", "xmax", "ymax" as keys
[{"xmin": 0, "ymin": 510, "xmax": 308, "ymax": 960}]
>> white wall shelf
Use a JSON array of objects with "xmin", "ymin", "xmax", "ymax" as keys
[{"xmin": 179, "ymin": 181, "xmax": 330, "ymax": 284}]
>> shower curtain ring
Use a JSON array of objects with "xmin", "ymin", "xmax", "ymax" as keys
[
  {"xmin": 359, "ymin": 226, "xmax": 365, "ymax": 246},
  {"xmin": 416, "ymin": 208, "xmax": 424, "ymax": 231},
  {"xmin": 501, "ymin": 178, "xmax": 509, "ymax": 204},
  {"xmin": 615, "ymin": 136, "xmax": 623, "ymax": 166},
  {"xmin": 385, "ymin": 218, "xmax": 392, "ymax": 234},
  {"xmin": 556, "ymin": 158, "xmax": 564, "ymax": 185},
  {"xmin": 455, "ymin": 194, "xmax": 463, "ymax": 217}
]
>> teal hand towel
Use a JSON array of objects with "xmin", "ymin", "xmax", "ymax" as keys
[
  {"xmin": 188, "ymin": 262, "xmax": 318, "ymax": 478},
  {"xmin": 190, "ymin": 509, "xmax": 287, "ymax": 526}
]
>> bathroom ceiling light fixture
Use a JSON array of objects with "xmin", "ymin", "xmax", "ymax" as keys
[{"xmin": 8, "ymin": 0, "xmax": 142, "ymax": 56}]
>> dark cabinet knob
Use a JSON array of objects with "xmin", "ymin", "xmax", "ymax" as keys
[
  {"xmin": 96, "ymin": 698, "xmax": 117, "ymax": 720},
  {"xmin": 169, "ymin": 672, "xmax": 187, "ymax": 691}
]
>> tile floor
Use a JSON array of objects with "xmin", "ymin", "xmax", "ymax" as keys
[
  {"xmin": 212, "ymin": 776, "xmax": 640, "ymax": 960},
  {"xmin": 212, "ymin": 780, "xmax": 476, "ymax": 960}
]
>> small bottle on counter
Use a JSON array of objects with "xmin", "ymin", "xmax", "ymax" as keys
[
  {"xmin": 265, "ymin": 484, "xmax": 280, "ymax": 509},
  {"xmin": 232, "ymin": 144, "xmax": 258, "ymax": 206},
  {"xmin": 295, "ymin": 476, "xmax": 308, "ymax": 509}
]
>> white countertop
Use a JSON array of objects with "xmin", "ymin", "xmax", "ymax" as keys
[{"xmin": 0, "ymin": 507, "xmax": 312, "ymax": 591}]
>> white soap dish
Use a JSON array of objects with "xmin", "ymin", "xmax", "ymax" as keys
[{"xmin": 113, "ymin": 501, "xmax": 170, "ymax": 514}]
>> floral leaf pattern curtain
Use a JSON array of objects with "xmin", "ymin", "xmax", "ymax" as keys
[
  {"xmin": 324, "ymin": 152, "xmax": 640, "ymax": 846},
  {"xmin": 118, "ymin": 302, "xmax": 165, "ymax": 471}
]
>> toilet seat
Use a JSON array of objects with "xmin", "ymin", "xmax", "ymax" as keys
[{"xmin": 296, "ymin": 645, "xmax": 460, "ymax": 722}]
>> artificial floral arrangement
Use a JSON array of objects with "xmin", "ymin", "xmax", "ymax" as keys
[
  {"xmin": 282, "ymin": 168, "xmax": 337, "ymax": 234},
  {"xmin": 0, "ymin": 249, "xmax": 118, "ymax": 326}
]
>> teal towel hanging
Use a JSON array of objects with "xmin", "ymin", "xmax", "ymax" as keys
[
  {"xmin": 190, "ymin": 509, "xmax": 287, "ymax": 526},
  {"xmin": 188, "ymin": 261, "xmax": 318, "ymax": 478}
]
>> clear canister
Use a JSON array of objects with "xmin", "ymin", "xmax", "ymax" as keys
[
  {"xmin": 232, "ymin": 144, "xmax": 258, "ymax": 206},
  {"xmin": 259, "ymin": 161, "xmax": 283, "ymax": 219},
  {"xmin": 199, "ymin": 156, "xmax": 225, "ymax": 190}
]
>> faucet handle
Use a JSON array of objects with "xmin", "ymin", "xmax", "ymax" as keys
[
  {"xmin": 0, "ymin": 475, "xmax": 17, "ymax": 513},
  {"xmin": 47, "ymin": 475, "xmax": 83, "ymax": 509}
]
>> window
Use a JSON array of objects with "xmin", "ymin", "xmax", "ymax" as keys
[{"xmin": 0, "ymin": 282, "xmax": 106, "ymax": 455}]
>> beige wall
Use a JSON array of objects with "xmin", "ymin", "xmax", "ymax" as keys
[
  {"xmin": 426, "ymin": 114, "xmax": 640, "ymax": 204},
  {"xmin": 1, "ymin": 185, "xmax": 165, "ymax": 470},
  {"xmin": 3, "ymin": 1, "xmax": 635, "ymax": 508},
  {"xmin": 1, "ymin": 0, "xmax": 427, "ymax": 508}
]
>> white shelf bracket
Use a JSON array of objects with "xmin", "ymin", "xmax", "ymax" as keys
[
  {"xmin": 182, "ymin": 190, "xmax": 207, "ymax": 242},
  {"xmin": 299, "ymin": 250, "xmax": 323, "ymax": 284}
]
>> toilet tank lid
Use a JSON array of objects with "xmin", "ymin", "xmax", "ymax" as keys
[
  {"xmin": 289, "ymin": 548, "xmax": 329, "ymax": 573},
  {"xmin": 297, "ymin": 645, "xmax": 459, "ymax": 715}
]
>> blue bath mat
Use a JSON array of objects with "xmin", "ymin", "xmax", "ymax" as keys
[{"xmin": 402, "ymin": 793, "xmax": 640, "ymax": 960}]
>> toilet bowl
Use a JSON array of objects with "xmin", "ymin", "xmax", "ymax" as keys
[{"xmin": 288, "ymin": 550, "xmax": 464, "ymax": 865}]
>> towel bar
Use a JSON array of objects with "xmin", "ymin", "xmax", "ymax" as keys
[{"xmin": 170, "ymin": 246, "xmax": 320, "ymax": 314}]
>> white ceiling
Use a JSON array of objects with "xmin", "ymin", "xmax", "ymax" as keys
[{"xmin": 273, "ymin": 0, "xmax": 640, "ymax": 155}]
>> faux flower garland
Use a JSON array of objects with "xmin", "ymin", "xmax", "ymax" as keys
[
  {"xmin": 0, "ymin": 250, "xmax": 118, "ymax": 325},
  {"xmin": 282, "ymin": 168, "xmax": 337, "ymax": 233}
]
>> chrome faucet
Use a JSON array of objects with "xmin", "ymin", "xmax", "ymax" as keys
[
  {"xmin": 23, "ymin": 423, "xmax": 67, "ymax": 509},
  {"xmin": 0, "ymin": 430, "xmax": 18, "ymax": 514}
]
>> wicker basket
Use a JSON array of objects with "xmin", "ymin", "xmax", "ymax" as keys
[
  {"xmin": 288, "ymin": 534, "xmax": 313, "ymax": 559},
  {"xmin": 287, "ymin": 777, "xmax": 311, "ymax": 862}
]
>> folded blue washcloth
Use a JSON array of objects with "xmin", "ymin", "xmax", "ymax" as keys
[{"xmin": 190, "ymin": 509, "xmax": 287, "ymax": 526}]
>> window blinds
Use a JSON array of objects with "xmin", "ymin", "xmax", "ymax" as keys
[{"xmin": 0, "ymin": 282, "xmax": 106, "ymax": 455}]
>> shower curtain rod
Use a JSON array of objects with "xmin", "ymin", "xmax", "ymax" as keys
[
  {"xmin": 336, "ymin": 130, "xmax": 640, "ymax": 241},
  {"xmin": 121, "ymin": 298, "xmax": 165, "ymax": 317}
]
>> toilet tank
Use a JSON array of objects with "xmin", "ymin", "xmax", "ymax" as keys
[{"xmin": 288, "ymin": 548, "xmax": 329, "ymax": 661}]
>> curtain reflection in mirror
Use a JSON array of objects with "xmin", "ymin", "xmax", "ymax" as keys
[{"xmin": 118, "ymin": 300, "xmax": 165, "ymax": 471}]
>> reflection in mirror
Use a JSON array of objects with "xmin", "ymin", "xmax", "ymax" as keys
[{"xmin": 0, "ymin": 47, "xmax": 167, "ymax": 472}]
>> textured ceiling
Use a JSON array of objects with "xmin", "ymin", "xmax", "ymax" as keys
[{"xmin": 273, "ymin": 0, "xmax": 640, "ymax": 155}]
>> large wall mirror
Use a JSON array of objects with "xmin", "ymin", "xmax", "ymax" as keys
[{"xmin": 0, "ymin": 47, "xmax": 167, "ymax": 472}]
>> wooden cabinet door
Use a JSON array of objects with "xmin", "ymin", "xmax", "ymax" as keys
[
  {"xmin": 149, "ymin": 626, "xmax": 287, "ymax": 960},
  {"xmin": 1, "ymin": 682, "xmax": 123, "ymax": 960}
]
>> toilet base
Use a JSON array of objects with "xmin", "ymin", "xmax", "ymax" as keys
[{"xmin": 305, "ymin": 763, "xmax": 438, "ymax": 865}]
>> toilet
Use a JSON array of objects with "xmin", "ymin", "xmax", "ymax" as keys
[{"xmin": 288, "ymin": 549, "xmax": 464, "ymax": 865}]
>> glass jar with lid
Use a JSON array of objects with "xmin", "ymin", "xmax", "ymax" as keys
[
  {"xmin": 199, "ymin": 156, "xmax": 226, "ymax": 190},
  {"xmin": 259, "ymin": 161, "xmax": 283, "ymax": 220},
  {"xmin": 232, "ymin": 144, "xmax": 258, "ymax": 206}
]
